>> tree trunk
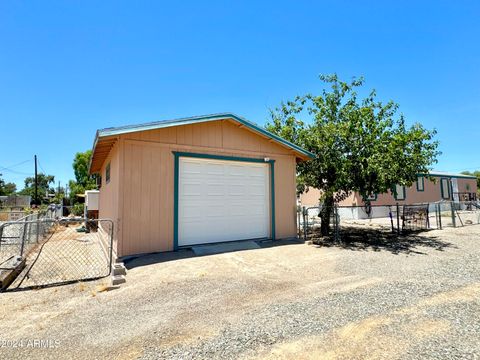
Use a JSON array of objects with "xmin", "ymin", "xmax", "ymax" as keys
[{"xmin": 320, "ymin": 194, "xmax": 334, "ymax": 236}]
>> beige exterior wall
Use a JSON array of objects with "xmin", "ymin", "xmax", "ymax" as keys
[
  {"xmin": 299, "ymin": 188, "xmax": 361, "ymax": 207},
  {"xmin": 457, "ymin": 178, "xmax": 478, "ymax": 199},
  {"xmin": 98, "ymin": 141, "xmax": 121, "ymax": 257},
  {"xmin": 98, "ymin": 119, "xmax": 299, "ymax": 257},
  {"xmin": 299, "ymin": 176, "xmax": 478, "ymax": 207}
]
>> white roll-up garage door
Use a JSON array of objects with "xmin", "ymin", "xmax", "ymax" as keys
[{"xmin": 178, "ymin": 157, "xmax": 270, "ymax": 246}]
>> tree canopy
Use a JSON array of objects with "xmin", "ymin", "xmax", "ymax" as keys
[
  {"xmin": 266, "ymin": 74, "xmax": 440, "ymax": 235},
  {"xmin": 18, "ymin": 173, "xmax": 55, "ymax": 204},
  {"xmin": 68, "ymin": 150, "xmax": 98, "ymax": 204},
  {"xmin": 0, "ymin": 174, "xmax": 17, "ymax": 196}
]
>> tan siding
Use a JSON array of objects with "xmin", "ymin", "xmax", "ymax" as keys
[
  {"xmin": 98, "ymin": 140, "xmax": 120, "ymax": 257},
  {"xmin": 299, "ymin": 176, "xmax": 478, "ymax": 208},
  {"xmin": 273, "ymin": 155, "xmax": 297, "ymax": 238},
  {"xmin": 125, "ymin": 120, "xmax": 294, "ymax": 156},
  {"xmin": 457, "ymin": 178, "xmax": 478, "ymax": 196},
  {"xmin": 372, "ymin": 176, "xmax": 477, "ymax": 205},
  {"xmin": 299, "ymin": 188, "xmax": 360, "ymax": 207},
  {"xmin": 116, "ymin": 118, "xmax": 299, "ymax": 256}
]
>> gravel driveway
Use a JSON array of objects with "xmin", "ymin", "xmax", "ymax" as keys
[{"xmin": 0, "ymin": 225, "xmax": 479, "ymax": 359}]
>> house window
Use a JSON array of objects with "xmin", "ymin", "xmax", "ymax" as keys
[
  {"xmin": 365, "ymin": 193, "xmax": 377, "ymax": 201},
  {"xmin": 394, "ymin": 184, "xmax": 406, "ymax": 201},
  {"xmin": 440, "ymin": 178, "xmax": 450, "ymax": 199},
  {"xmin": 416, "ymin": 176, "xmax": 425, "ymax": 191},
  {"xmin": 106, "ymin": 162, "xmax": 111, "ymax": 184}
]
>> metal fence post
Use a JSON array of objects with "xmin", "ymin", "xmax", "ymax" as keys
[
  {"xmin": 438, "ymin": 203, "xmax": 443, "ymax": 229},
  {"xmin": 302, "ymin": 206, "xmax": 307, "ymax": 241},
  {"xmin": 20, "ymin": 217, "xmax": 27, "ymax": 258},
  {"xmin": 389, "ymin": 206, "xmax": 394, "ymax": 233},
  {"xmin": 297, "ymin": 207, "xmax": 301, "ymax": 238},
  {"xmin": 426, "ymin": 206, "xmax": 430, "ymax": 229},
  {"xmin": 450, "ymin": 201, "xmax": 456, "ymax": 228},
  {"xmin": 396, "ymin": 203, "xmax": 400, "ymax": 235}
]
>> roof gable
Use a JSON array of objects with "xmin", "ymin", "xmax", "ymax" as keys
[{"xmin": 89, "ymin": 113, "xmax": 314, "ymax": 173}]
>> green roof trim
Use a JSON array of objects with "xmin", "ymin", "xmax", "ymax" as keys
[
  {"xmin": 418, "ymin": 172, "xmax": 477, "ymax": 180},
  {"xmin": 96, "ymin": 112, "xmax": 315, "ymax": 159}
]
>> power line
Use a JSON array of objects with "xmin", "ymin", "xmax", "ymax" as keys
[
  {"xmin": 37, "ymin": 159, "xmax": 47, "ymax": 175},
  {"xmin": 0, "ymin": 159, "xmax": 32, "ymax": 171},
  {"xmin": 0, "ymin": 168, "xmax": 34, "ymax": 176}
]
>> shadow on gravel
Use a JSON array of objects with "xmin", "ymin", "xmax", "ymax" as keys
[
  {"xmin": 124, "ymin": 238, "xmax": 305, "ymax": 270},
  {"xmin": 309, "ymin": 227, "xmax": 455, "ymax": 255}
]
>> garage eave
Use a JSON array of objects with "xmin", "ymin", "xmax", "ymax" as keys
[
  {"xmin": 89, "ymin": 133, "xmax": 117, "ymax": 174},
  {"xmin": 91, "ymin": 113, "xmax": 315, "ymax": 163}
]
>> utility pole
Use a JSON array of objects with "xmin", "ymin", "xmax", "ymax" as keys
[{"xmin": 34, "ymin": 155, "xmax": 38, "ymax": 206}]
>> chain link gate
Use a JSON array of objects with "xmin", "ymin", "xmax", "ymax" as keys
[{"xmin": 1, "ymin": 218, "xmax": 114, "ymax": 290}]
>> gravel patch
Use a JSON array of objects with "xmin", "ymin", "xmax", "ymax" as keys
[{"xmin": 0, "ymin": 225, "xmax": 479, "ymax": 359}]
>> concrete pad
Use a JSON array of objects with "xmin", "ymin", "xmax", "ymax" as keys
[{"xmin": 191, "ymin": 240, "xmax": 260, "ymax": 256}]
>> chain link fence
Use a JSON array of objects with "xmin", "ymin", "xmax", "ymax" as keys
[
  {"xmin": 298, "ymin": 201, "xmax": 480, "ymax": 241},
  {"xmin": 0, "ymin": 211, "xmax": 56, "ymax": 266},
  {"xmin": 1, "ymin": 217, "xmax": 113, "ymax": 290}
]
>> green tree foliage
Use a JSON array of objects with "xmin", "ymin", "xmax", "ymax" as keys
[
  {"xmin": 73, "ymin": 150, "xmax": 97, "ymax": 189},
  {"xmin": 460, "ymin": 171, "xmax": 480, "ymax": 195},
  {"xmin": 266, "ymin": 74, "xmax": 439, "ymax": 235},
  {"xmin": 18, "ymin": 173, "xmax": 55, "ymax": 204},
  {"xmin": 68, "ymin": 150, "xmax": 98, "ymax": 204},
  {"xmin": 0, "ymin": 174, "xmax": 17, "ymax": 196}
]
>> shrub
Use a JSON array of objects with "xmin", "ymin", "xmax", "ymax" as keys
[{"xmin": 72, "ymin": 203, "xmax": 84, "ymax": 216}]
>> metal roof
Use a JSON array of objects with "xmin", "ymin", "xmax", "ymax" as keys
[
  {"xmin": 93, "ymin": 112, "xmax": 315, "ymax": 158},
  {"xmin": 419, "ymin": 171, "xmax": 477, "ymax": 179}
]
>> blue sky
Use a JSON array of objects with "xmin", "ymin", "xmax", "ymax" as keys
[{"xmin": 1, "ymin": 1, "xmax": 479, "ymax": 190}]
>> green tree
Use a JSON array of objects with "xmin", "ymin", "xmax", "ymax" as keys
[
  {"xmin": 18, "ymin": 173, "xmax": 55, "ymax": 204},
  {"xmin": 73, "ymin": 150, "xmax": 97, "ymax": 189},
  {"xmin": 0, "ymin": 174, "xmax": 17, "ymax": 196},
  {"xmin": 68, "ymin": 150, "xmax": 98, "ymax": 204},
  {"xmin": 266, "ymin": 74, "xmax": 439, "ymax": 236}
]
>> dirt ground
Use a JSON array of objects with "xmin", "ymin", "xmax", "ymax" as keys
[{"xmin": 0, "ymin": 225, "xmax": 479, "ymax": 359}]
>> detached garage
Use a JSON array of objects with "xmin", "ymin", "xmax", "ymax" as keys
[{"xmin": 89, "ymin": 113, "xmax": 313, "ymax": 258}]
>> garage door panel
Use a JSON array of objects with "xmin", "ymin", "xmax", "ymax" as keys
[
  {"xmin": 181, "ymin": 161, "xmax": 202, "ymax": 173},
  {"xmin": 206, "ymin": 163, "xmax": 224, "ymax": 175},
  {"xmin": 250, "ymin": 184, "xmax": 266, "ymax": 195},
  {"xmin": 182, "ymin": 182, "xmax": 203, "ymax": 196},
  {"xmin": 228, "ymin": 183, "xmax": 245, "ymax": 196},
  {"xmin": 229, "ymin": 165, "xmax": 247, "ymax": 176},
  {"xmin": 182, "ymin": 205, "xmax": 203, "ymax": 219},
  {"xmin": 204, "ymin": 206, "xmax": 225, "ymax": 217},
  {"xmin": 207, "ymin": 184, "xmax": 226, "ymax": 196},
  {"xmin": 178, "ymin": 157, "xmax": 270, "ymax": 246},
  {"xmin": 248, "ymin": 167, "xmax": 266, "ymax": 177}
]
